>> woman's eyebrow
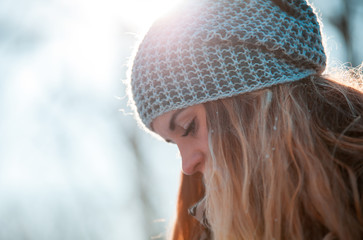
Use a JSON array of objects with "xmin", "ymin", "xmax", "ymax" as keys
[{"xmin": 169, "ymin": 109, "xmax": 186, "ymax": 131}]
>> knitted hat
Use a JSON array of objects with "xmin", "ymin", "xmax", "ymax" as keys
[{"xmin": 130, "ymin": 0, "xmax": 326, "ymax": 129}]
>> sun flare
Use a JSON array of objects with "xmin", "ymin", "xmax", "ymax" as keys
[{"xmin": 122, "ymin": 0, "xmax": 182, "ymax": 31}]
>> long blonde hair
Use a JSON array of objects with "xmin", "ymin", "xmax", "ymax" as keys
[
  {"xmin": 170, "ymin": 75, "xmax": 363, "ymax": 240},
  {"xmin": 203, "ymin": 75, "xmax": 363, "ymax": 239}
]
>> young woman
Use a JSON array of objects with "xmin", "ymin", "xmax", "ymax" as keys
[{"xmin": 129, "ymin": 0, "xmax": 363, "ymax": 239}]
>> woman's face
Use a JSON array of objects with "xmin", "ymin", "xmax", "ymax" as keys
[{"xmin": 152, "ymin": 104, "xmax": 210, "ymax": 175}]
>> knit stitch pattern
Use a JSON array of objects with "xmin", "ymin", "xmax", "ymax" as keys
[{"xmin": 130, "ymin": 0, "xmax": 326, "ymax": 129}]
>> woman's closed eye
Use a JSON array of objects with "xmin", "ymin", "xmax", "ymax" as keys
[{"xmin": 182, "ymin": 117, "xmax": 197, "ymax": 137}]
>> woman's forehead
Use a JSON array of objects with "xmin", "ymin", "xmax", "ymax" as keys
[{"xmin": 152, "ymin": 105, "xmax": 204, "ymax": 132}]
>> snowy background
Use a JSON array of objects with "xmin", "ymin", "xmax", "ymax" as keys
[{"xmin": 0, "ymin": 0, "xmax": 362, "ymax": 239}]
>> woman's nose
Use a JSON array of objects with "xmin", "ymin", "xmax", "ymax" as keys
[{"xmin": 178, "ymin": 146, "xmax": 204, "ymax": 175}]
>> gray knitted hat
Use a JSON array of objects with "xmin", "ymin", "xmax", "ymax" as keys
[{"xmin": 130, "ymin": 0, "xmax": 326, "ymax": 129}]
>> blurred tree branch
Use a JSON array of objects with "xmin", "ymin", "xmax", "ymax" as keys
[
  {"xmin": 124, "ymin": 124, "xmax": 159, "ymax": 239},
  {"xmin": 329, "ymin": 0, "xmax": 362, "ymax": 66}
]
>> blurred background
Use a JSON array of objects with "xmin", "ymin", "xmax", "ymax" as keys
[{"xmin": 0, "ymin": 0, "xmax": 362, "ymax": 239}]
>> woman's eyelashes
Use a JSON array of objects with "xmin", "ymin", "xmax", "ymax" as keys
[{"xmin": 182, "ymin": 117, "xmax": 197, "ymax": 137}]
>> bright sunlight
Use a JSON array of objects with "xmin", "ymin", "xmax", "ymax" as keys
[{"xmin": 120, "ymin": 0, "xmax": 182, "ymax": 31}]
